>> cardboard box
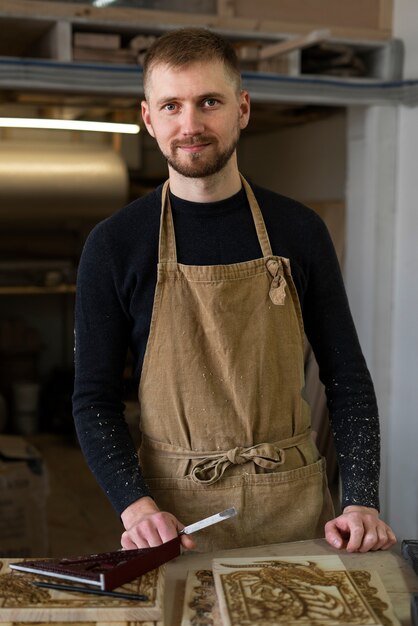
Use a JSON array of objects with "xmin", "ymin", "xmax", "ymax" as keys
[{"xmin": 0, "ymin": 435, "xmax": 48, "ymax": 557}]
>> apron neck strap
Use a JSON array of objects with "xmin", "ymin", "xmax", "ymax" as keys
[
  {"xmin": 240, "ymin": 175, "xmax": 273, "ymax": 258},
  {"xmin": 159, "ymin": 180, "xmax": 177, "ymax": 263},
  {"xmin": 159, "ymin": 175, "xmax": 273, "ymax": 263}
]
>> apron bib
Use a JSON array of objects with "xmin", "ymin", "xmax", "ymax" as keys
[{"xmin": 138, "ymin": 176, "xmax": 334, "ymax": 551}]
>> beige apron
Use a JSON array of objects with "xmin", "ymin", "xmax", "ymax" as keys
[{"xmin": 138, "ymin": 176, "xmax": 334, "ymax": 551}]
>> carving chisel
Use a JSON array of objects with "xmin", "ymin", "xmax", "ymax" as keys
[{"xmin": 179, "ymin": 506, "xmax": 237, "ymax": 535}]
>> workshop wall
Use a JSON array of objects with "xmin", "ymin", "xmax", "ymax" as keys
[
  {"xmin": 388, "ymin": 0, "xmax": 418, "ymax": 540},
  {"xmin": 239, "ymin": 112, "xmax": 346, "ymax": 203}
]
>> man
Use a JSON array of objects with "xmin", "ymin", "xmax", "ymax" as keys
[{"xmin": 73, "ymin": 28, "xmax": 396, "ymax": 553}]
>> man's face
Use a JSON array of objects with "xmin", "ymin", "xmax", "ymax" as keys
[{"xmin": 141, "ymin": 60, "xmax": 250, "ymax": 179}]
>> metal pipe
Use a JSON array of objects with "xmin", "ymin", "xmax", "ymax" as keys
[{"xmin": 0, "ymin": 141, "xmax": 129, "ymax": 220}]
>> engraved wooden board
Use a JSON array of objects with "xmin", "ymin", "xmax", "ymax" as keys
[
  {"xmin": 0, "ymin": 559, "xmax": 164, "ymax": 622},
  {"xmin": 0, "ymin": 622, "xmax": 162, "ymax": 626},
  {"xmin": 181, "ymin": 569, "xmax": 222, "ymax": 626},
  {"xmin": 211, "ymin": 556, "xmax": 401, "ymax": 626}
]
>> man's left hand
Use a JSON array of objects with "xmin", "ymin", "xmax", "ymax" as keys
[{"xmin": 325, "ymin": 505, "xmax": 397, "ymax": 552}]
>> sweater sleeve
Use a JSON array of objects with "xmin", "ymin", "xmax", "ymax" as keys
[
  {"xmin": 302, "ymin": 214, "xmax": 380, "ymax": 511},
  {"xmin": 72, "ymin": 223, "xmax": 152, "ymax": 515}
]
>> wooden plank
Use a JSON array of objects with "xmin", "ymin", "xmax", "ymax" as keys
[
  {"xmin": 181, "ymin": 569, "xmax": 222, "ymax": 626},
  {"xmin": 258, "ymin": 29, "xmax": 330, "ymax": 60},
  {"xmin": 234, "ymin": 0, "xmax": 389, "ymax": 31},
  {"xmin": 379, "ymin": 0, "xmax": 394, "ymax": 30},
  {"xmin": 236, "ymin": 44, "xmax": 295, "ymax": 75},
  {"xmin": 73, "ymin": 32, "xmax": 121, "ymax": 50},
  {"xmin": 236, "ymin": 31, "xmax": 330, "ymax": 75},
  {"xmin": 216, "ymin": 0, "xmax": 235, "ymax": 17},
  {"xmin": 0, "ymin": 0, "xmax": 393, "ymax": 41},
  {"xmin": 72, "ymin": 47, "xmax": 137, "ymax": 65},
  {"xmin": 0, "ymin": 558, "xmax": 164, "ymax": 622}
]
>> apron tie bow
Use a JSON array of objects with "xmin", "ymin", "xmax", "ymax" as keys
[
  {"xmin": 226, "ymin": 447, "xmax": 247, "ymax": 465},
  {"xmin": 189, "ymin": 442, "xmax": 285, "ymax": 485},
  {"xmin": 266, "ymin": 259, "xmax": 287, "ymax": 305}
]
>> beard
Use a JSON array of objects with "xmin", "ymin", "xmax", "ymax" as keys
[{"xmin": 162, "ymin": 126, "xmax": 240, "ymax": 179}]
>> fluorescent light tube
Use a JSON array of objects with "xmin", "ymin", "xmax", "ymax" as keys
[
  {"xmin": 0, "ymin": 118, "xmax": 140, "ymax": 134},
  {"xmin": 92, "ymin": 0, "xmax": 117, "ymax": 7}
]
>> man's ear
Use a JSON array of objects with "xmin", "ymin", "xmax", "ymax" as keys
[
  {"xmin": 239, "ymin": 90, "xmax": 250, "ymax": 130},
  {"xmin": 141, "ymin": 100, "xmax": 155, "ymax": 137}
]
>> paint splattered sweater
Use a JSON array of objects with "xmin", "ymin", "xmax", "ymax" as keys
[{"xmin": 73, "ymin": 181, "xmax": 380, "ymax": 516}]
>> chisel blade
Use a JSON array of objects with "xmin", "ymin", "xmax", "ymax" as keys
[{"xmin": 179, "ymin": 507, "xmax": 238, "ymax": 535}]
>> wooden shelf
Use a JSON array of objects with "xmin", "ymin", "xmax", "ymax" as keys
[
  {"xmin": 0, "ymin": 0, "xmax": 402, "ymax": 106},
  {"xmin": 0, "ymin": 0, "xmax": 393, "ymax": 42},
  {"xmin": 0, "ymin": 284, "xmax": 76, "ymax": 295}
]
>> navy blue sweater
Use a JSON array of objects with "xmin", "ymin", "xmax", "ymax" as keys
[{"xmin": 73, "ymin": 181, "xmax": 380, "ymax": 515}]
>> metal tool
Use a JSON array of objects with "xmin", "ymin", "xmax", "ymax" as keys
[
  {"xmin": 32, "ymin": 580, "xmax": 148, "ymax": 601},
  {"xmin": 179, "ymin": 507, "xmax": 238, "ymax": 535},
  {"xmin": 10, "ymin": 508, "xmax": 237, "ymax": 594}
]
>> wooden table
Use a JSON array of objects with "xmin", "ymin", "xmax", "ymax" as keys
[{"xmin": 165, "ymin": 539, "xmax": 418, "ymax": 626}]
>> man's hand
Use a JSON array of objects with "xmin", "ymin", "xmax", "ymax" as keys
[
  {"xmin": 325, "ymin": 505, "xmax": 397, "ymax": 553},
  {"xmin": 120, "ymin": 496, "xmax": 196, "ymax": 551}
]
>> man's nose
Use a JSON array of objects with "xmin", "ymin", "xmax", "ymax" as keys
[{"xmin": 180, "ymin": 106, "xmax": 205, "ymax": 136}]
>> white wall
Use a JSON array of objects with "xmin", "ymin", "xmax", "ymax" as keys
[
  {"xmin": 388, "ymin": 0, "xmax": 418, "ymax": 538},
  {"xmin": 346, "ymin": 0, "xmax": 418, "ymax": 539},
  {"xmin": 345, "ymin": 105, "xmax": 398, "ymax": 526},
  {"xmin": 238, "ymin": 112, "xmax": 346, "ymax": 202}
]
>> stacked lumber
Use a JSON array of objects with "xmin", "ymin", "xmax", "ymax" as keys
[{"xmin": 72, "ymin": 31, "xmax": 156, "ymax": 65}]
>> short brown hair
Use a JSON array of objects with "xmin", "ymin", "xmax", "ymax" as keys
[{"xmin": 143, "ymin": 28, "xmax": 241, "ymax": 98}]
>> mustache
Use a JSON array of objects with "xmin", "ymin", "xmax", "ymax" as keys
[{"xmin": 171, "ymin": 136, "xmax": 215, "ymax": 148}]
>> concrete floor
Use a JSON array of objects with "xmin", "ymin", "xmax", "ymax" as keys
[{"xmin": 29, "ymin": 434, "xmax": 122, "ymax": 557}]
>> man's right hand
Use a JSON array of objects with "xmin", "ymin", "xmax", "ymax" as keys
[{"xmin": 120, "ymin": 496, "xmax": 196, "ymax": 550}]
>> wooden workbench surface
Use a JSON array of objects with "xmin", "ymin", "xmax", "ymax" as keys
[
  {"xmin": 1, "ymin": 539, "xmax": 416, "ymax": 625},
  {"xmin": 165, "ymin": 539, "xmax": 418, "ymax": 626}
]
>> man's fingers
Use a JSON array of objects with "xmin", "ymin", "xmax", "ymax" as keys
[
  {"xmin": 325, "ymin": 521, "xmax": 342, "ymax": 548},
  {"xmin": 148, "ymin": 511, "xmax": 179, "ymax": 544},
  {"xmin": 377, "ymin": 526, "xmax": 397, "ymax": 551},
  {"xmin": 121, "ymin": 532, "xmax": 140, "ymax": 550},
  {"xmin": 325, "ymin": 518, "xmax": 350, "ymax": 549},
  {"xmin": 180, "ymin": 533, "xmax": 197, "ymax": 551},
  {"xmin": 357, "ymin": 525, "xmax": 378, "ymax": 553},
  {"xmin": 121, "ymin": 526, "xmax": 163, "ymax": 549},
  {"xmin": 125, "ymin": 522, "xmax": 174, "ymax": 548},
  {"xmin": 344, "ymin": 518, "xmax": 365, "ymax": 552},
  {"xmin": 325, "ymin": 506, "xmax": 397, "ymax": 553},
  {"xmin": 121, "ymin": 508, "xmax": 196, "ymax": 550},
  {"xmin": 370, "ymin": 525, "xmax": 391, "ymax": 551}
]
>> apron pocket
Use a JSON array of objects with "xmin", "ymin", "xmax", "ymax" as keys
[{"xmin": 144, "ymin": 458, "xmax": 334, "ymax": 552}]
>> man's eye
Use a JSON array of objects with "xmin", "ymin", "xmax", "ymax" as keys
[
  {"xmin": 204, "ymin": 99, "xmax": 218, "ymax": 107},
  {"xmin": 164, "ymin": 103, "xmax": 176, "ymax": 111}
]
